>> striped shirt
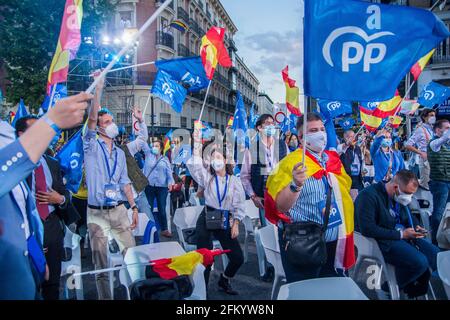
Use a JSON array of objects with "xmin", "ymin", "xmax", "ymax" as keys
[{"xmin": 280, "ymin": 151, "xmax": 339, "ymax": 242}]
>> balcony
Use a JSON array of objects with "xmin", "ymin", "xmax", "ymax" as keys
[
  {"xmin": 177, "ymin": 6, "xmax": 189, "ymax": 23},
  {"xmin": 432, "ymin": 55, "xmax": 450, "ymax": 64},
  {"xmin": 189, "ymin": 18, "xmax": 200, "ymax": 36},
  {"xmin": 156, "ymin": 31, "xmax": 175, "ymax": 52},
  {"xmin": 155, "ymin": 0, "xmax": 174, "ymax": 12},
  {"xmin": 191, "ymin": 92, "xmax": 205, "ymax": 101},
  {"xmin": 214, "ymin": 72, "xmax": 231, "ymax": 88},
  {"xmin": 178, "ymin": 43, "xmax": 192, "ymax": 57}
]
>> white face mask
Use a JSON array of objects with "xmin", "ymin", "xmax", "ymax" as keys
[
  {"xmin": 428, "ymin": 116, "xmax": 436, "ymax": 125},
  {"xmin": 394, "ymin": 187, "xmax": 413, "ymax": 206},
  {"xmin": 103, "ymin": 123, "xmax": 119, "ymax": 139},
  {"xmin": 211, "ymin": 159, "xmax": 225, "ymax": 171},
  {"xmin": 305, "ymin": 131, "xmax": 327, "ymax": 153}
]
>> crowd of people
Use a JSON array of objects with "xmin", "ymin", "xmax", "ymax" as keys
[{"xmin": 0, "ymin": 80, "xmax": 449, "ymax": 300}]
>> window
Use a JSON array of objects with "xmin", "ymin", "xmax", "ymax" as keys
[
  {"xmin": 160, "ymin": 17, "xmax": 169, "ymax": 32},
  {"xmin": 121, "ymin": 95, "xmax": 134, "ymax": 110},
  {"xmin": 119, "ymin": 11, "xmax": 133, "ymax": 29},
  {"xmin": 160, "ymin": 113, "xmax": 171, "ymax": 127},
  {"xmin": 191, "ymin": 119, "xmax": 196, "ymax": 129},
  {"xmin": 116, "ymin": 112, "xmax": 132, "ymax": 126},
  {"xmin": 181, "ymin": 116, "xmax": 187, "ymax": 128}
]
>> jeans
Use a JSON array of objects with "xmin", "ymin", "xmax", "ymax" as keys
[
  {"xmin": 381, "ymin": 238, "xmax": 440, "ymax": 289},
  {"xmin": 135, "ymin": 191, "xmax": 155, "ymax": 222},
  {"xmin": 145, "ymin": 186, "xmax": 169, "ymax": 231},
  {"xmin": 278, "ymin": 227, "xmax": 342, "ymax": 283},
  {"xmin": 429, "ymin": 180, "xmax": 450, "ymax": 245}
]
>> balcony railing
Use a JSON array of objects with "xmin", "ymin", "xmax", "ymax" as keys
[
  {"xmin": 136, "ymin": 71, "xmax": 157, "ymax": 86},
  {"xmin": 156, "ymin": 31, "xmax": 174, "ymax": 50},
  {"xmin": 177, "ymin": 6, "xmax": 189, "ymax": 23},
  {"xmin": 189, "ymin": 18, "xmax": 200, "ymax": 35},
  {"xmin": 155, "ymin": 0, "xmax": 174, "ymax": 10},
  {"xmin": 214, "ymin": 72, "xmax": 230, "ymax": 88},
  {"xmin": 178, "ymin": 43, "xmax": 191, "ymax": 57},
  {"xmin": 432, "ymin": 55, "xmax": 450, "ymax": 64}
]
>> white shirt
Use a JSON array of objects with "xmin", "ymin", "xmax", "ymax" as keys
[{"xmin": 187, "ymin": 156, "xmax": 246, "ymax": 221}]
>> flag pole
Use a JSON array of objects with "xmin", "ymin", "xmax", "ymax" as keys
[
  {"xmin": 85, "ymin": 0, "xmax": 173, "ymax": 95},
  {"xmin": 301, "ymin": 96, "xmax": 308, "ymax": 167},
  {"xmin": 142, "ymin": 94, "xmax": 152, "ymax": 120},
  {"xmin": 198, "ymin": 80, "xmax": 212, "ymax": 122}
]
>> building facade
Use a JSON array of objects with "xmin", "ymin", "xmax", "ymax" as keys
[
  {"xmin": 257, "ymin": 93, "xmax": 274, "ymax": 115},
  {"xmin": 102, "ymin": 0, "xmax": 260, "ymax": 135}
]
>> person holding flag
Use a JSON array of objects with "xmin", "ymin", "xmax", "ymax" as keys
[
  {"xmin": 371, "ymin": 128, "xmax": 405, "ymax": 184},
  {"xmin": 405, "ymin": 109, "xmax": 436, "ymax": 190},
  {"xmin": 143, "ymin": 138, "xmax": 175, "ymax": 238},
  {"xmin": 264, "ymin": 113, "xmax": 356, "ymax": 283}
]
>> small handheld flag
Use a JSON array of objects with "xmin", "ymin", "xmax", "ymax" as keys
[
  {"xmin": 151, "ymin": 70, "xmax": 187, "ymax": 113},
  {"xmin": 11, "ymin": 99, "xmax": 29, "ymax": 127},
  {"xmin": 282, "ymin": 66, "xmax": 301, "ymax": 116}
]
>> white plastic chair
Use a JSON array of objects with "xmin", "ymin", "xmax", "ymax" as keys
[
  {"xmin": 61, "ymin": 227, "xmax": 84, "ymax": 300},
  {"xmin": 258, "ymin": 224, "xmax": 286, "ymax": 300},
  {"xmin": 437, "ymin": 251, "xmax": 450, "ymax": 300},
  {"xmin": 122, "ymin": 242, "xmax": 206, "ymax": 300},
  {"xmin": 352, "ymin": 232, "xmax": 400, "ymax": 300},
  {"xmin": 108, "ymin": 210, "xmax": 150, "ymax": 298},
  {"xmin": 166, "ymin": 193, "xmax": 172, "ymax": 234},
  {"xmin": 242, "ymin": 200, "xmax": 260, "ymax": 263},
  {"xmin": 173, "ymin": 205, "xmax": 229, "ymax": 269},
  {"xmin": 277, "ymin": 277, "xmax": 368, "ymax": 300},
  {"xmin": 189, "ymin": 193, "xmax": 201, "ymax": 206}
]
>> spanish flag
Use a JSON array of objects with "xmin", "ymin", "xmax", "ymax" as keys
[
  {"xmin": 389, "ymin": 115, "xmax": 403, "ymax": 129},
  {"xmin": 410, "ymin": 49, "xmax": 435, "ymax": 81},
  {"xmin": 146, "ymin": 249, "xmax": 230, "ymax": 280},
  {"xmin": 360, "ymin": 105, "xmax": 382, "ymax": 132},
  {"xmin": 47, "ymin": 0, "xmax": 84, "ymax": 94},
  {"xmin": 227, "ymin": 116, "xmax": 234, "ymax": 127},
  {"xmin": 282, "ymin": 66, "xmax": 301, "ymax": 116},
  {"xmin": 264, "ymin": 149, "xmax": 355, "ymax": 270},
  {"xmin": 371, "ymin": 91, "xmax": 402, "ymax": 118},
  {"xmin": 200, "ymin": 27, "xmax": 232, "ymax": 80},
  {"xmin": 163, "ymin": 129, "xmax": 173, "ymax": 156}
]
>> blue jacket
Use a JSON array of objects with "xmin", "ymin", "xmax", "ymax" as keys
[
  {"xmin": 0, "ymin": 140, "xmax": 44, "ymax": 300},
  {"xmin": 370, "ymin": 135, "xmax": 405, "ymax": 183}
]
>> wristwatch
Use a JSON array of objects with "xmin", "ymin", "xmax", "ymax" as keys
[
  {"xmin": 42, "ymin": 114, "xmax": 61, "ymax": 135},
  {"xmin": 289, "ymin": 181, "xmax": 302, "ymax": 193},
  {"xmin": 131, "ymin": 204, "xmax": 139, "ymax": 211}
]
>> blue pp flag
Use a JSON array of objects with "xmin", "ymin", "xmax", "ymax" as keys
[
  {"xmin": 418, "ymin": 81, "xmax": 450, "ymax": 108},
  {"xmin": 248, "ymin": 103, "xmax": 258, "ymax": 129},
  {"xmin": 318, "ymin": 100, "xmax": 353, "ymax": 119},
  {"xmin": 280, "ymin": 113, "xmax": 298, "ymax": 135},
  {"xmin": 232, "ymin": 92, "xmax": 248, "ymax": 143},
  {"xmin": 324, "ymin": 117, "xmax": 338, "ymax": 150},
  {"xmin": 11, "ymin": 99, "xmax": 29, "ymax": 127},
  {"xmin": 174, "ymin": 144, "xmax": 192, "ymax": 165},
  {"xmin": 304, "ymin": 0, "xmax": 450, "ymax": 102},
  {"xmin": 151, "ymin": 70, "xmax": 187, "ymax": 113},
  {"xmin": 56, "ymin": 130, "xmax": 84, "ymax": 193},
  {"xmin": 338, "ymin": 117, "xmax": 356, "ymax": 130},
  {"xmin": 41, "ymin": 84, "xmax": 67, "ymax": 112},
  {"xmin": 155, "ymin": 57, "xmax": 209, "ymax": 93}
]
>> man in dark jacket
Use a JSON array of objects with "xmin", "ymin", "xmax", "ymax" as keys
[
  {"xmin": 16, "ymin": 115, "xmax": 78, "ymax": 300},
  {"xmin": 355, "ymin": 170, "xmax": 440, "ymax": 298},
  {"xmin": 338, "ymin": 129, "xmax": 364, "ymax": 200}
]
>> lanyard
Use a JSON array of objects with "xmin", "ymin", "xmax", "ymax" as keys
[
  {"xmin": 265, "ymin": 146, "xmax": 273, "ymax": 171},
  {"xmin": 98, "ymin": 141, "xmax": 118, "ymax": 183},
  {"xmin": 214, "ymin": 175, "xmax": 229, "ymax": 209},
  {"xmin": 390, "ymin": 201, "xmax": 414, "ymax": 228}
]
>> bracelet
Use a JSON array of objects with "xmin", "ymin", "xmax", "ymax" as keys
[
  {"xmin": 131, "ymin": 205, "xmax": 138, "ymax": 211},
  {"xmin": 42, "ymin": 114, "xmax": 61, "ymax": 135},
  {"xmin": 289, "ymin": 181, "xmax": 303, "ymax": 193}
]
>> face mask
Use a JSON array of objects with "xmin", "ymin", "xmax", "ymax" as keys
[
  {"xmin": 211, "ymin": 159, "xmax": 225, "ymax": 171},
  {"xmin": 0, "ymin": 121, "xmax": 16, "ymax": 148},
  {"xmin": 171, "ymin": 144, "xmax": 176, "ymax": 149},
  {"xmin": 305, "ymin": 131, "xmax": 327, "ymax": 153},
  {"xmin": 101, "ymin": 123, "xmax": 119, "ymax": 139},
  {"xmin": 394, "ymin": 187, "xmax": 413, "ymax": 206},
  {"xmin": 151, "ymin": 147, "xmax": 160, "ymax": 155},
  {"xmin": 381, "ymin": 139, "xmax": 392, "ymax": 148},
  {"xmin": 428, "ymin": 116, "xmax": 436, "ymax": 125},
  {"xmin": 289, "ymin": 142, "xmax": 298, "ymax": 151},
  {"xmin": 264, "ymin": 125, "xmax": 276, "ymax": 137}
]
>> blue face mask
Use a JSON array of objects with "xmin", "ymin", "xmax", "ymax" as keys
[
  {"xmin": 264, "ymin": 125, "xmax": 276, "ymax": 137},
  {"xmin": 381, "ymin": 139, "xmax": 392, "ymax": 148},
  {"xmin": 151, "ymin": 147, "xmax": 160, "ymax": 155}
]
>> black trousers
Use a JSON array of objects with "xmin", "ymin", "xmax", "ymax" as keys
[
  {"xmin": 184, "ymin": 176, "xmax": 198, "ymax": 201},
  {"xmin": 72, "ymin": 197, "xmax": 87, "ymax": 239},
  {"xmin": 41, "ymin": 214, "xmax": 64, "ymax": 300},
  {"xmin": 195, "ymin": 210, "xmax": 244, "ymax": 286}
]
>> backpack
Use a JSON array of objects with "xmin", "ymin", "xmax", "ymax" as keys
[{"xmin": 129, "ymin": 278, "xmax": 180, "ymax": 300}]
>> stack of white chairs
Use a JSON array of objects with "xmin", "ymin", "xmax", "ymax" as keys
[
  {"xmin": 61, "ymin": 227, "xmax": 84, "ymax": 300},
  {"xmin": 437, "ymin": 251, "xmax": 450, "ymax": 300}
]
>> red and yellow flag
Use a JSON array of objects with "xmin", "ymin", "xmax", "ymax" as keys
[
  {"xmin": 371, "ymin": 91, "xmax": 402, "ymax": 118},
  {"xmin": 47, "ymin": 0, "xmax": 83, "ymax": 93},
  {"xmin": 360, "ymin": 105, "xmax": 382, "ymax": 132},
  {"xmin": 227, "ymin": 116, "xmax": 234, "ymax": 127},
  {"xmin": 389, "ymin": 115, "xmax": 403, "ymax": 129},
  {"xmin": 146, "ymin": 249, "xmax": 230, "ymax": 280},
  {"xmin": 264, "ymin": 149, "xmax": 355, "ymax": 270},
  {"xmin": 410, "ymin": 49, "xmax": 435, "ymax": 81},
  {"xmin": 282, "ymin": 66, "xmax": 301, "ymax": 116},
  {"xmin": 200, "ymin": 27, "xmax": 232, "ymax": 80}
]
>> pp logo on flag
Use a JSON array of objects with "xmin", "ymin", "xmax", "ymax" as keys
[
  {"xmin": 162, "ymin": 83, "xmax": 175, "ymax": 99},
  {"xmin": 423, "ymin": 90, "xmax": 435, "ymax": 101},
  {"xmin": 70, "ymin": 152, "xmax": 81, "ymax": 170},
  {"xmin": 322, "ymin": 5, "xmax": 395, "ymax": 73},
  {"xmin": 181, "ymin": 72, "xmax": 202, "ymax": 87},
  {"xmin": 326, "ymin": 101, "xmax": 341, "ymax": 111}
]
